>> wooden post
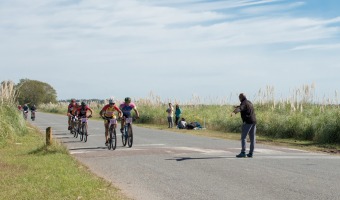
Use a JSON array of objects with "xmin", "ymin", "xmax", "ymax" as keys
[{"xmin": 46, "ymin": 127, "xmax": 52, "ymax": 146}]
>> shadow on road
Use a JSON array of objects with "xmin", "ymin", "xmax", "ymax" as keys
[
  {"xmin": 61, "ymin": 140, "xmax": 83, "ymax": 144},
  {"xmin": 69, "ymin": 147, "xmax": 107, "ymax": 151},
  {"xmin": 165, "ymin": 156, "xmax": 235, "ymax": 161},
  {"xmin": 53, "ymin": 133, "xmax": 68, "ymax": 135},
  {"xmin": 54, "ymin": 136, "xmax": 74, "ymax": 139}
]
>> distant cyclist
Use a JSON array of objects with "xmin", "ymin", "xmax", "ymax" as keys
[
  {"xmin": 22, "ymin": 104, "xmax": 29, "ymax": 119},
  {"xmin": 67, "ymin": 99, "xmax": 79, "ymax": 130},
  {"xmin": 119, "ymin": 97, "xmax": 140, "ymax": 133},
  {"xmin": 76, "ymin": 102, "xmax": 93, "ymax": 135},
  {"xmin": 30, "ymin": 104, "xmax": 37, "ymax": 120},
  {"xmin": 100, "ymin": 98, "xmax": 122, "ymax": 146}
]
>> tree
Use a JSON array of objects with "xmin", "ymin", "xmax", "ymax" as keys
[{"xmin": 16, "ymin": 79, "xmax": 57, "ymax": 105}]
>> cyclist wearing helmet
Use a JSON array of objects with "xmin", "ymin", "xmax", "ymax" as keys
[
  {"xmin": 119, "ymin": 97, "xmax": 140, "ymax": 133},
  {"xmin": 76, "ymin": 102, "xmax": 93, "ymax": 134},
  {"xmin": 100, "ymin": 98, "xmax": 122, "ymax": 146},
  {"xmin": 22, "ymin": 104, "xmax": 29, "ymax": 119},
  {"xmin": 67, "ymin": 98, "xmax": 79, "ymax": 130}
]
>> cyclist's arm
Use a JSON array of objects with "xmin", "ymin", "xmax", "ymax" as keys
[
  {"xmin": 133, "ymin": 107, "xmax": 140, "ymax": 118},
  {"xmin": 99, "ymin": 109, "xmax": 104, "ymax": 117},
  {"xmin": 116, "ymin": 107, "xmax": 123, "ymax": 118},
  {"xmin": 88, "ymin": 108, "xmax": 93, "ymax": 116}
]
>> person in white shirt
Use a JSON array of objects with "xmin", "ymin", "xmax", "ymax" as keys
[{"xmin": 166, "ymin": 103, "xmax": 174, "ymax": 128}]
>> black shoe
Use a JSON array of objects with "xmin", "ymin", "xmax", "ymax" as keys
[
  {"xmin": 247, "ymin": 153, "xmax": 253, "ymax": 158},
  {"xmin": 236, "ymin": 152, "xmax": 246, "ymax": 158}
]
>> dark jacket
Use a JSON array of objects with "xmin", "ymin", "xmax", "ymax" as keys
[{"xmin": 235, "ymin": 98, "xmax": 256, "ymax": 124}]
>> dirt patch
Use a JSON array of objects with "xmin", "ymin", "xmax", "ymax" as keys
[
  {"xmin": 0, "ymin": 161, "xmax": 13, "ymax": 170},
  {"xmin": 320, "ymin": 149, "xmax": 340, "ymax": 154}
]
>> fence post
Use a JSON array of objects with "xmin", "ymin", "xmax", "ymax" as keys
[{"xmin": 46, "ymin": 127, "xmax": 52, "ymax": 146}]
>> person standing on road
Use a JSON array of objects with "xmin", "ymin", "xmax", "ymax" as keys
[
  {"xmin": 175, "ymin": 104, "xmax": 182, "ymax": 126},
  {"xmin": 166, "ymin": 103, "xmax": 174, "ymax": 128},
  {"xmin": 231, "ymin": 93, "xmax": 257, "ymax": 158}
]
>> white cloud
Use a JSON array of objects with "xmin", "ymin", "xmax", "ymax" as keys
[
  {"xmin": 241, "ymin": 1, "xmax": 306, "ymax": 14},
  {"xmin": 291, "ymin": 43, "xmax": 340, "ymax": 51}
]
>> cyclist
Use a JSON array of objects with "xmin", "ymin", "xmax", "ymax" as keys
[
  {"xmin": 30, "ymin": 104, "xmax": 37, "ymax": 120},
  {"xmin": 100, "ymin": 98, "xmax": 122, "ymax": 146},
  {"xmin": 75, "ymin": 102, "xmax": 93, "ymax": 136},
  {"xmin": 22, "ymin": 104, "xmax": 29, "ymax": 119},
  {"xmin": 67, "ymin": 99, "xmax": 79, "ymax": 130},
  {"xmin": 119, "ymin": 97, "xmax": 140, "ymax": 133}
]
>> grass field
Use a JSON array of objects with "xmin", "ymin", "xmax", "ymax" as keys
[{"xmin": 39, "ymin": 85, "xmax": 340, "ymax": 147}]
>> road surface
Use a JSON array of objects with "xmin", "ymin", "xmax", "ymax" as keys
[{"xmin": 31, "ymin": 112, "xmax": 340, "ymax": 200}]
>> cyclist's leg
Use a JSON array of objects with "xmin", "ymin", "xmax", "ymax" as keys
[
  {"xmin": 68, "ymin": 116, "xmax": 71, "ymax": 129},
  {"xmin": 104, "ymin": 119, "xmax": 109, "ymax": 144},
  {"xmin": 120, "ymin": 116, "xmax": 126, "ymax": 133}
]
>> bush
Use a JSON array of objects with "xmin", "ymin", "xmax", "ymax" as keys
[{"xmin": 0, "ymin": 105, "xmax": 28, "ymax": 147}]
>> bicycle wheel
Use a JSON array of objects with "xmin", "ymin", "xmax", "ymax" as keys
[
  {"xmin": 70, "ymin": 121, "xmax": 76, "ymax": 137},
  {"xmin": 127, "ymin": 124, "xmax": 133, "ymax": 148},
  {"xmin": 122, "ymin": 126, "xmax": 127, "ymax": 147},
  {"xmin": 83, "ymin": 124, "xmax": 88, "ymax": 142},
  {"xmin": 80, "ymin": 124, "xmax": 84, "ymax": 141},
  {"xmin": 108, "ymin": 127, "xmax": 113, "ymax": 150},
  {"xmin": 111, "ymin": 128, "xmax": 117, "ymax": 150},
  {"xmin": 74, "ymin": 123, "xmax": 79, "ymax": 138}
]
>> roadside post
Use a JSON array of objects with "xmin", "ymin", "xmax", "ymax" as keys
[{"xmin": 46, "ymin": 127, "xmax": 52, "ymax": 145}]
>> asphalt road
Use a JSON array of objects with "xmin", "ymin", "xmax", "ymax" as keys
[{"xmin": 31, "ymin": 112, "xmax": 340, "ymax": 200}]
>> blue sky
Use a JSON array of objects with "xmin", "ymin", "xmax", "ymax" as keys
[{"xmin": 1, "ymin": 0, "xmax": 340, "ymax": 103}]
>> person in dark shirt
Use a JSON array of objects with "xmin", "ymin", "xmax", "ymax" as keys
[
  {"xmin": 30, "ymin": 104, "xmax": 36, "ymax": 112},
  {"xmin": 231, "ymin": 93, "xmax": 257, "ymax": 158}
]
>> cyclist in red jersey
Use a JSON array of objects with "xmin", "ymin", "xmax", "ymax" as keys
[
  {"xmin": 67, "ymin": 99, "xmax": 79, "ymax": 130},
  {"xmin": 100, "ymin": 99, "xmax": 122, "ymax": 146},
  {"xmin": 75, "ymin": 102, "xmax": 93, "ymax": 135}
]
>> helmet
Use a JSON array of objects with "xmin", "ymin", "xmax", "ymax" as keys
[
  {"xmin": 108, "ymin": 97, "xmax": 115, "ymax": 105},
  {"xmin": 124, "ymin": 97, "xmax": 131, "ymax": 103},
  {"xmin": 81, "ymin": 101, "xmax": 86, "ymax": 106}
]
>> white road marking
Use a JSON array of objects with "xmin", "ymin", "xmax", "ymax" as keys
[{"xmin": 173, "ymin": 147, "xmax": 230, "ymax": 154}]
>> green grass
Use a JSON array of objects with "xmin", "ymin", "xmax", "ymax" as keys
[
  {"xmin": 39, "ymin": 100, "xmax": 340, "ymax": 151},
  {"xmin": 0, "ymin": 126, "xmax": 128, "ymax": 200}
]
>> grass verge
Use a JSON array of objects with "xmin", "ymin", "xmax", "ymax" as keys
[{"xmin": 0, "ymin": 125, "xmax": 129, "ymax": 200}]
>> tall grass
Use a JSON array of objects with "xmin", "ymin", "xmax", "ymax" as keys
[
  {"xmin": 40, "ymin": 84, "xmax": 340, "ymax": 145},
  {"xmin": 0, "ymin": 81, "xmax": 28, "ymax": 147}
]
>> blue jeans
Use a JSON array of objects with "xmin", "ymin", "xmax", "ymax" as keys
[{"xmin": 241, "ymin": 123, "xmax": 256, "ymax": 154}]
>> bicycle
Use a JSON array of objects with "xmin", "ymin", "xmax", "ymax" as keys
[
  {"xmin": 70, "ymin": 115, "xmax": 78, "ymax": 138},
  {"xmin": 31, "ymin": 111, "xmax": 36, "ymax": 121},
  {"xmin": 122, "ymin": 117, "xmax": 135, "ymax": 148},
  {"xmin": 103, "ymin": 117, "xmax": 117, "ymax": 150},
  {"xmin": 23, "ymin": 111, "xmax": 28, "ymax": 120},
  {"xmin": 79, "ymin": 115, "xmax": 91, "ymax": 142}
]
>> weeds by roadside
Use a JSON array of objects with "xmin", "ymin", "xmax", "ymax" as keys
[{"xmin": 0, "ymin": 125, "xmax": 129, "ymax": 200}]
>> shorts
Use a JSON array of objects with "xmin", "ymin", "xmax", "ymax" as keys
[
  {"xmin": 123, "ymin": 112, "xmax": 131, "ymax": 118},
  {"xmin": 104, "ymin": 115, "xmax": 116, "ymax": 124}
]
